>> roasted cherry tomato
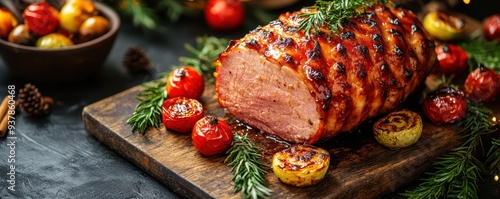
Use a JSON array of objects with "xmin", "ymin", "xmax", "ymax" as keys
[
  {"xmin": 483, "ymin": 14, "xmax": 500, "ymax": 42},
  {"xmin": 0, "ymin": 8, "xmax": 18, "ymax": 39},
  {"xmin": 191, "ymin": 116, "xmax": 233, "ymax": 156},
  {"xmin": 79, "ymin": 16, "xmax": 110, "ymax": 42},
  {"xmin": 162, "ymin": 97, "xmax": 204, "ymax": 133},
  {"xmin": 464, "ymin": 66, "xmax": 500, "ymax": 103},
  {"xmin": 166, "ymin": 67, "xmax": 205, "ymax": 100},
  {"xmin": 423, "ymin": 86, "xmax": 467, "ymax": 125},
  {"xmin": 8, "ymin": 24, "xmax": 34, "ymax": 45},
  {"xmin": 435, "ymin": 44, "xmax": 468, "ymax": 76},
  {"xmin": 23, "ymin": 2, "xmax": 60, "ymax": 36},
  {"xmin": 204, "ymin": 0, "xmax": 244, "ymax": 31},
  {"xmin": 423, "ymin": 11, "xmax": 466, "ymax": 41}
]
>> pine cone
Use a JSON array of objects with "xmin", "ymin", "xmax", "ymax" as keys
[
  {"xmin": 18, "ymin": 83, "xmax": 53, "ymax": 117},
  {"xmin": 123, "ymin": 46, "xmax": 152, "ymax": 72}
]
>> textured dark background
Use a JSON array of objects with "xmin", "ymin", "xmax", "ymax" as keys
[{"xmin": 0, "ymin": 1, "xmax": 499, "ymax": 198}]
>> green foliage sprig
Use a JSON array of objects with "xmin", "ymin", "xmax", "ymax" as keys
[
  {"xmin": 403, "ymin": 101, "xmax": 494, "ymax": 199},
  {"xmin": 459, "ymin": 39, "xmax": 500, "ymax": 72},
  {"xmin": 175, "ymin": 36, "xmax": 229, "ymax": 83},
  {"xmin": 298, "ymin": 0, "xmax": 389, "ymax": 37},
  {"xmin": 225, "ymin": 134, "xmax": 273, "ymax": 199},
  {"xmin": 126, "ymin": 79, "xmax": 167, "ymax": 134}
]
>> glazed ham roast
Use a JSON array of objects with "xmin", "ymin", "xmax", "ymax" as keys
[{"xmin": 215, "ymin": 4, "xmax": 436, "ymax": 144}]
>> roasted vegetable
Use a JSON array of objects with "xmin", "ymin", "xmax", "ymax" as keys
[
  {"xmin": 464, "ymin": 66, "xmax": 500, "ymax": 103},
  {"xmin": 373, "ymin": 110, "xmax": 423, "ymax": 148},
  {"xmin": 162, "ymin": 97, "xmax": 204, "ymax": 133},
  {"xmin": 0, "ymin": 8, "xmax": 18, "ymax": 39},
  {"xmin": 423, "ymin": 11, "xmax": 466, "ymax": 41},
  {"xmin": 59, "ymin": 0, "xmax": 96, "ymax": 33},
  {"xmin": 166, "ymin": 67, "xmax": 205, "ymax": 100},
  {"xmin": 483, "ymin": 14, "xmax": 500, "ymax": 42},
  {"xmin": 423, "ymin": 86, "xmax": 467, "ymax": 125},
  {"xmin": 23, "ymin": 2, "xmax": 60, "ymax": 36},
  {"xmin": 191, "ymin": 116, "xmax": 233, "ymax": 156},
  {"xmin": 272, "ymin": 144, "xmax": 330, "ymax": 187},
  {"xmin": 435, "ymin": 44, "xmax": 468, "ymax": 76},
  {"xmin": 36, "ymin": 33, "xmax": 73, "ymax": 48}
]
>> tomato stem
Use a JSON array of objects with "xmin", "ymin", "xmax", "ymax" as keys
[{"xmin": 207, "ymin": 116, "xmax": 218, "ymax": 125}]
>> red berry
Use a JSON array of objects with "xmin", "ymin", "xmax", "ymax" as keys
[{"xmin": 423, "ymin": 87, "xmax": 467, "ymax": 125}]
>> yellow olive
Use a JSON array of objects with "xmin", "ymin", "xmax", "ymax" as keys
[
  {"xmin": 59, "ymin": 0, "xmax": 95, "ymax": 33},
  {"xmin": 0, "ymin": 8, "xmax": 18, "ymax": 39},
  {"xmin": 8, "ymin": 24, "xmax": 34, "ymax": 45},
  {"xmin": 272, "ymin": 144, "xmax": 330, "ymax": 187},
  {"xmin": 423, "ymin": 11, "xmax": 467, "ymax": 41},
  {"xmin": 36, "ymin": 33, "xmax": 73, "ymax": 48},
  {"xmin": 373, "ymin": 109, "xmax": 423, "ymax": 148},
  {"xmin": 78, "ymin": 16, "xmax": 109, "ymax": 43}
]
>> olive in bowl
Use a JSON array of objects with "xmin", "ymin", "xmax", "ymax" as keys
[{"xmin": 0, "ymin": 2, "xmax": 120, "ymax": 84}]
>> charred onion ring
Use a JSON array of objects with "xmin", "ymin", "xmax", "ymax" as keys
[
  {"xmin": 272, "ymin": 144, "xmax": 330, "ymax": 187},
  {"xmin": 373, "ymin": 110, "xmax": 423, "ymax": 148}
]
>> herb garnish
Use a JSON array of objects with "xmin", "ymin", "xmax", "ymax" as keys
[
  {"xmin": 127, "ymin": 36, "xmax": 228, "ymax": 134},
  {"xmin": 403, "ymin": 101, "xmax": 494, "ymax": 199},
  {"xmin": 225, "ymin": 134, "xmax": 273, "ymax": 199},
  {"xmin": 298, "ymin": 0, "xmax": 389, "ymax": 37}
]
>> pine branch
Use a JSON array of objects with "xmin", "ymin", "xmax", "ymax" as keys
[
  {"xmin": 224, "ymin": 134, "xmax": 273, "ymax": 199},
  {"xmin": 403, "ymin": 101, "xmax": 493, "ymax": 199},
  {"xmin": 459, "ymin": 39, "xmax": 500, "ymax": 72}
]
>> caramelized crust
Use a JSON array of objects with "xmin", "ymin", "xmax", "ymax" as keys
[{"xmin": 216, "ymin": 4, "xmax": 436, "ymax": 143}]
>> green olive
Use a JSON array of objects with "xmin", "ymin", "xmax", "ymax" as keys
[
  {"xmin": 36, "ymin": 33, "xmax": 74, "ymax": 48},
  {"xmin": 78, "ymin": 16, "xmax": 109, "ymax": 43},
  {"xmin": 423, "ymin": 11, "xmax": 467, "ymax": 41},
  {"xmin": 8, "ymin": 24, "xmax": 34, "ymax": 45}
]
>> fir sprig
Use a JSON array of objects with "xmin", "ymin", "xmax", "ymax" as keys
[
  {"xmin": 486, "ymin": 138, "xmax": 500, "ymax": 175},
  {"xmin": 126, "ymin": 36, "xmax": 227, "ymax": 134},
  {"xmin": 126, "ymin": 79, "xmax": 167, "ymax": 134},
  {"xmin": 224, "ymin": 134, "xmax": 273, "ymax": 199},
  {"xmin": 403, "ymin": 101, "xmax": 494, "ymax": 199},
  {"xmin": 459, "ymin": 39, "xmax": 500, "ymax": 72},
  {"xmin": 175, "ymin": 36, "xmax": 229, "ymax": 83},
  {"xmin": 298, "ymin": 0, "xmax": 389, "ymax": 37}
]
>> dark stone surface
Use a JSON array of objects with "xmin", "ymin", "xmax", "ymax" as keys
[{"xmin": 0, "ymin": 1, "xmax": 498, "ymax": 199}]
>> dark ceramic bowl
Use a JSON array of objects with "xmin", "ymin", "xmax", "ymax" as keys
[{"xmin": 0, "ymin": 2, "xmax": 120, "ymax": 84}]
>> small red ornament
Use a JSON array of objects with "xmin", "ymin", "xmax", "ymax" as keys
[
  {"xmin": 435, "ymin": 44, "xmax": 468, "ymax": 76},
  {"xmin": 423, "ymin": 86, "xmax": 467, "ymax": 125},
  {"xmin": 192, "ymin": 116, "xmax": 233, "ymax": 156},
  {"xmin": 464, "ymin": 67, "xmax": 500, "ymax": 103},
  {"xmin": 483, "ymin": 14, "xmax": 500, "ymax": 42},
  {"xmin": 23, "ymin": 2, "xmax": 60, "ymax": 36}
]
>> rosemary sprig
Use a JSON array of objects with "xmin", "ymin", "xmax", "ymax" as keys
[
  {"xmin": 486, "ymin": 138, "xmax": 500, "ymax": 175},
  {"xmin": 403, "ymin": 101, "xmax": 494, "ymax": 199},
  {"xmin": 175, "ymin": 36, "xmax": 229, "ymax": 83},
  {"xmin": 126, "ymin": 79, "xmax": 167, "ymax": 134},
  {"xmin": 459, "ymin": 39, "xmax": 500, "ymax": 72},
  {"xmin": 224, "ymin": 134, "xmax": 273, "ymax": 199},
  {"xmin": 298, "ymin": 0, "xmax": 389, "ymax": 37}
]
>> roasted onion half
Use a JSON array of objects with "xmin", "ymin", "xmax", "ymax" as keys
[
  {"xmin": 272, "ymin": 144, "xmax": 330, "ymax": 187},
  {"xmin": 373, "ymin": 110, "xmax": 423, "ymax": 148}
]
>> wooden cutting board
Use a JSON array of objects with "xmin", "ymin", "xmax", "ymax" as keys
[{"xmin": 82, "ymin": 83, "xmax": 499, "ymax": 199}]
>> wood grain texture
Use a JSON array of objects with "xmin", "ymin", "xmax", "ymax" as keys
[{"xmin": 82, "ymin": 84, "xmax": 498, "ymax": 199}]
